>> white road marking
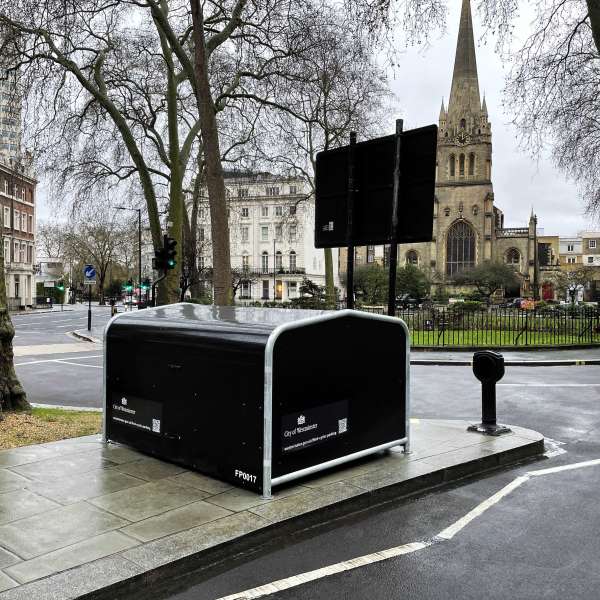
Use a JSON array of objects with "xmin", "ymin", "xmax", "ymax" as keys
[
  {"xmin": 54, "ymin": 360, "xmax": 102, "ymax": 369},
  {"xmin": 498, "ymin": 383, "xmax": 600, "ymax": 387},
  {"xmin": 14, "ymin": 343, "xmax": 98, "ymax": 357},
  {"xmin": 15, "ymin": 355, "xmax": 102, "ymax": 367},
  {"xmin": 217, "ymin": 455, "xmax": 600, "ymax": 600}
]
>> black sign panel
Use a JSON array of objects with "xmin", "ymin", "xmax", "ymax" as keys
[
  {"xmin": 281, "ymin": 399, "xmax": 349, "ymax": 454},
  {"xmin": 314, "ymin": 125, "xmax": 437, "ymax": 248},
  {"xmin": 111, "ymin": 393, "xmax": 163, "ymax": 435}
]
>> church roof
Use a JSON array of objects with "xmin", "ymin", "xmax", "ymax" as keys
[{"xmin": 447, "ymin": 0, "xmax": 481, "ymax": 121}]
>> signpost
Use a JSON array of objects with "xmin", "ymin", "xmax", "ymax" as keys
[
  {"xmin": 84, "ymin": 264, "xmax": 96, "ymax": 331},
  {"xmin": 315, "ymin": 121, "xmax": 438, "ymax": 316}
]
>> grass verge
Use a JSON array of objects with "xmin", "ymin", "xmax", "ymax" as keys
[{"xmin": 0, "ymin": 408, "xmax": 101, "ymax": 450}]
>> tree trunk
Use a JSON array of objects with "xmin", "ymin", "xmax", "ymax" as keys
[
  {"xmin": 189, "ymin": 170, "xmax": 202, "ymax": 299},
  {"xmin": 190, "ymin": 0, "xmax": 232, "ymax": 306},
  {"xmin": 0, "ymin": 232, "xmax": 29, "ymax": 414},
  {"xmin": 588, "ymin": 0, "xmax": 600, "ymax": 55}
]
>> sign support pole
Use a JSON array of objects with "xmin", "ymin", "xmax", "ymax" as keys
[
  {"xmin": 387, "ymin": 119, "xmax": 404, "ymax": 317},
  {"xmin": 87, "ymin": 284, "xmax": 92, "ymax": 331},
  {"xmin": 346, "ymin": 131, "xmax": 357, "ymax": 310}
]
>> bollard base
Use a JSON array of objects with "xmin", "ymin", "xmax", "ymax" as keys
[{"xmin": 468, "ymin": 423, "xmax": 512, "ymax": 436}]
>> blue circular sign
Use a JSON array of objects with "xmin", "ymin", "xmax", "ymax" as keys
[{"xmin": 84, "ymin": 265, "xmax": 96, "ymax": 279}]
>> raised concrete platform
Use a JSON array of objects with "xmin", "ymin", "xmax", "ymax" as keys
[{"xmin": 0, "ymin": 419, "xmax": 544, "ymax": 600}]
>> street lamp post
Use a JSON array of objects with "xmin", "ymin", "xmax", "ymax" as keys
[{"xmin": 115, "ymin": 207, "xmax": 142, "ymax": 308}]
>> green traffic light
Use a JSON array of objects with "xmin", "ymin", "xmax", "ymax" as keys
[{"xmin": 168, "ymin": 259, "xmax": 176, "ymax": 267}]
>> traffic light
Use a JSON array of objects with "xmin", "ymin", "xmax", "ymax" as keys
[
  {"xmin": 56, "ymin": 280, "xmax": 65, "ymax": 292},
  {"xmin": 165, "ymin": 236, "xmax": 177, "ymax": 269},
  {"xmin": 141, "ymin": 278, "xmax": 151, "ymax": 291},
  {"xmin": 153, "ymin": 235, "xmax": 178, "ymax": 272},
  {"xmin": 125, "ymin": 279, "xmax": 133, "ymax": 293}
]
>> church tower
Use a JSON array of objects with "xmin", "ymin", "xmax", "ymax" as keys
[{"xmin": 434, "ymin": 0, "xmax": 495, "ymax": 279}]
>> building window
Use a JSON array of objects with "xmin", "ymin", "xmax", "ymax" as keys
[
  {"xmin": 21, "ymin": 214, "xmax": 27, "ymax": 232},
  {"xmin": 588, "ymin": 256, "xmax": 594, "ymax": 264},
  {"xmin": 3, "ymin": 238, "xmax": 9, "ymax": 261},
  {"xmin": 289, "ymin": 205, "xmax": 296, "ymax": 216},
  {"xmin": 589, "ymin": 240, "xmax": 597, "ymax": 249},
  {"xmin": 20, "ymin": 243, "xmax": 25, "ymax": 262},
  {"xmin": 28, "ymin": 215, "xmax": 33, "ymax": 233},
  {"xmin": 3, "ymin": 180, "xmax": 7, "ymax": 194},
  {"xmin": 266, "ymin": 186, "xmax": 279, "ymax": 196},
  {"xmin": 567, "ymin": 257, "xmax": 576, "ymax": 264},
  {"xmin": 367, "ymin": 245, "xmax": 375, "ymax": 263},
  {"xmin": 261, "ymin": 226, "xmax": 268, "ymax": 242},
  {"xmin": 261, "ymin": 206, "xmax": 269, "ymax": 217},
  {"xmin": 275, "ymin": 206, "xmax": 283, "ymax": 217},
  {"xmin": 199, "ymin": 227, "xmax": 205, "ymax": 242},
  {"xmin": 238, "ymin": 188, "xmax": 249, "ymax": 198},
  {"xmin": 459, "ymin": 154, "xmax": 465, "ymax": 177},
  {"xmin": 446, "ymin": 221, "xmax": 476, "ymax": 277},
  {"xmin": 289, "ymin": 250, "xmax": 297, "ymax": 271},
  {"xmin": 289, "ymin": 185, "xmax": 297, "ymax": 195},
  {"xmin": 26, "ymin": 245, "xmax": 32, "ymax": 263},
  {"xmin": 460, "ymin": 118, "xmax": 466, "ymax": 129},
  {"xmin": 262, "ymin": 280, "xmax": 269, "ymax": 299},
  {"xmin": 289, "ymin": 226, "xmax": 297, "ymax": 241},
  {"xmin": 3, "ymin": 207, "xmax": 8, "ymax": 228},
  {"xmin": 468, "ymin": 153, "xmax": 475, "ymax": 176},
  {"xmin": 288, "ymin": 281, "xmax": 298, "ymax": 298},
  {"xmin": 241, "ymin": 227, "xmax": 249, "ymax": 242},
  {"xmin": 275, "ymin": 251, "xmax": 283, "ymax": 270},
  {"xmin": 406, "ymin": 250, "xmax": 418, "ymax": 265},
  {"xmin": 241, "ymin": 207, "xmax": 249, "ymax": 218},
  {"xmin": 13, "ymin": 210, "xmax": 18, "ymax": 229},
  {"xmin": 21, "ymin": 188, "xmax": 25, "ymax": 201},
  {"xmin": 275, "ymin": 224, "xmax": 282, "ymax": 240},
  {"xmin": 449, "ymin": 155, "xmax": 455, "ymax": 177},
  {"xmin": 261, "ymin": 251, "xmax": 269, "ymax": 273},
  {"xmin": 240, "ymin": 281, "xmax": 251, "ymax": 299},
  {"xmin": 506, "ymin": 248, "xmax": 521, "ymax": 269},
  {"xmin": 567, "ymin": 244, "xmax": 574, "ymax": 252},
  {"xmin": 242, "ymin": 253, "xmax": 249, "ymax": 269},
  {"xmin": 198, "ymin": 256, "xmax": 205, "ymax": 269},
  {"xmin": 444, "ymin": 207, "xmax": 451, "ymax": 217}
]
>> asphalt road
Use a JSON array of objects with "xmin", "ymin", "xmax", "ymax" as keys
[
  {"xmin": 12, "ymin": 304, "xmax": 110, "ymax": 408},
  {"xmin": 149, "ymin": 363, "xmax": 600, "ymax": 600}
]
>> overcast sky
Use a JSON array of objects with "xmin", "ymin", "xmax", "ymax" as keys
[{"xmin": 382, "ymin": 2, "xmax": 593, "ymax": 237}]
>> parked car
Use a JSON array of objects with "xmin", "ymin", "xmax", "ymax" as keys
[
  {"xmin": 396, "ymin": 294, "xmax": 422, "ymax": 309},
  {"xmin": 498, "ymin": 298, "xmax": 523, "ymax": 309}
]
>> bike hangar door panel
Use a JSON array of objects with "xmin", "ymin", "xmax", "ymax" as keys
[{"xmin": 269, "ymin": 313, "xmax": 408, "ymax": 481}]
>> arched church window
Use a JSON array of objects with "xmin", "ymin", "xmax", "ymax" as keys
[
  {"xmin": 446, "ymin": 221, "xmax": 476, "ymax": 277},
  {"xmin": 472, "ymin": 205, "xmax": 479, "ymax": 216},
  {"xmin": 406, "ymin": 250, "xmax": 418, "ymax": 266},
  {"xmin": 506, "ymin": 248, "xmax": 521, "ymax": 269},
  {"xmin": 449, "ymin": 155, "xmax": 455, "ymax": 177},
  {"xmin": 459, "ymin": 154, "xmax": 465, "ymax": 177},
  {"xmin": 468, "ymin": 153, "xmax": 475, "ymax": 176},
  {"xmin": 460, "ymin": 119, "xmax": 466, "ymax": 129}
]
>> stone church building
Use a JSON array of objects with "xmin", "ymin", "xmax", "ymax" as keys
[{"xmin": 348, "ymin": 0, "xmax": 540, "ymax": 298}]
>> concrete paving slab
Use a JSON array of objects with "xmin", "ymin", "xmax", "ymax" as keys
[
  {"xmin": 121, "ymin": 500, "xmax": 233, "ymax": 543},
  {"xmin": 0, "ymin": 573, "xmax": 16, "ymax": 594},
  {"xmin": 9, "ymin": 451, "xmax": 114, "ymax": 483},
  {"xmin": 0, "ymin": 420, "xmax": 544, "ymax": 599},
  {"xmin": 89, "ymin": 479, "xmax": 209, "ymax": 522},
  {"xmin": 0, "ymin": 489, "xmax": 60, "ymax": 525},
  {"xmin": 0, "ymin": 502, "xmax": 130, "ymax": 559},
  {"xmin": 112, "ymin": 457, "xmax": 188, "ymax": 481},
  {"xmin": 0, "ymin": 471, "xmax": 30, "ymax": 494},
  {"xmin": 26, "ymin": 469, "xmax": 146, "ymax": 505},
  {"xmin": 4, "ymin": 531, "xmax": 139, "ymax": 584}
]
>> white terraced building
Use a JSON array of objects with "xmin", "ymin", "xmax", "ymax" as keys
[{"xmin": 194, "ymin": 171, "xmax": 338, "ymax": 303}]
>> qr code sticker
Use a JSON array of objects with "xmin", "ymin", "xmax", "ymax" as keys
[
  {"xmin": 152, "ymin": 419, "xmax": 161, "ymax": 433},
  {"xmin": 338, "ymin": 418, "xmax": 347, "ymax": 434}
]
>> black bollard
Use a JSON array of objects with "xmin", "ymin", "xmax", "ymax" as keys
[{"xmin": 468, "ymin": 350, "xmax": 511, "ymax": 436}]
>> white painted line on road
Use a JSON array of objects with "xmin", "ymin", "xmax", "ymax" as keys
[
  {"xmin": 499, "ymin": 384, "xmax": 600, "ymax": 387},
  {"xmin": 218, "ymin": 456, "xmax": 600, "ymax": 600},
  {"xmin": 54, "ymin": 360, "xmax": 103, "ymax": 369},
  {"xmin": 15, "ymin": 355, "xmax": 102, "ymax": 367},
  {"xmin": 217, "ymin": 542, "xmax": 431, "ymax": 600}
]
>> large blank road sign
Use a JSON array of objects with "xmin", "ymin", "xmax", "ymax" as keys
[{"xmin": 314, "ymin": 125, "xmax": 437, "ymax": 249}]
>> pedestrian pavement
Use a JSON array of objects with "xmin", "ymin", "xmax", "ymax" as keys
[{"xmin": 0, "ymin": 419, "xmax": 543, "ymax": 599}]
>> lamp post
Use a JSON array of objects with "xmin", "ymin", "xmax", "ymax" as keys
[{"xmin": 115, "ymin": 207, "xmax": 142, "ymax": 308}]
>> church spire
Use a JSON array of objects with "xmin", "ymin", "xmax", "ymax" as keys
[{"xmin": 447, "ymin": 0, "xmax": 481, "ymax": 123}]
